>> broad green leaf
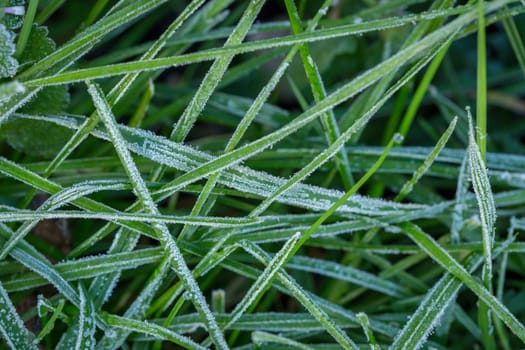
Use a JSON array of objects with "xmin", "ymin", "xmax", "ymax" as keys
[{"xmin": 2, "ymin": 119, "xmax": 73, "ymax": 159}]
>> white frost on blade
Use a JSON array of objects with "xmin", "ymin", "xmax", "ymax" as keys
[
  {"xmin": 75, "ymin": 284, "xmax": 96, "ymax": 350},
  {"xmin": 467, "ymin": 112, "xmax": 496, "ymax": 278},
  {"xmin": 19, "ymin": 114, "xmax": 441, "ymax": 218},
  {"xmin": 87, "ymin": 82, "xmax": 229, "ymax": 350},
  {"xmin": 241, "ymin": 240, "xmax": 358, "ymax": 349},
  {"xmin": 451, "ymin": 155, "xmax": 469, "ymax": 243},
  {"xmin": 288, "ymin": 256, "xmax": 408, "ymax": 298},
  {"xmin": 0, "ymin": 282, "xmax": 37, "ymax": 350},
  {"xmin": 226, "ymin": 233, "xmax": 301, "ymax": 328},
  {"xmin": 0, "ymin": 24, "xmax": 18, "ymax": 78}
]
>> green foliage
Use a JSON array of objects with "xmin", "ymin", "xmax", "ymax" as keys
[
  {"xmin": 1, "ymin": 0, "xmax": 525, "ymax": 349},
  {"xmin": 0, "ymin": 24, "xmax": 18, "ymax": 78}
]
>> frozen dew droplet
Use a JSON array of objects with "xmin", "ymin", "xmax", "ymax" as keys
[
  {"xmin": 182, "ymin": 291, "xmax": 192, "ymax": 300},
  {"xmin": 393, "ymin": 133, "xmax": 404, "ymax": 144},
  {"xmin": 353, "ymin": 17, "xmax": 363, "ymax": 24}
]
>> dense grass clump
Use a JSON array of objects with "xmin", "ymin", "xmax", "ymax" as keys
[{"xmin": 1, "ymin": 0, "xmax": 525, "ymax": 349}]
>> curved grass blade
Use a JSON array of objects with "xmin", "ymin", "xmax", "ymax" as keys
[
  {"xmin": 357, "ymin": 312, "xmax": 381, "ymax": 350},
  {"xmin": 0, "ymin": 180, "xmax": 128, "ymax": 260}
]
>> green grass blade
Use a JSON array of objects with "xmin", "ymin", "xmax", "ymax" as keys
[
  {"xmin": 284, "ymin": 0, "xmax": 354, "ymax": 188},
  {"xmin": 357, "ymin": 312, "xmax": 381, "ymax": 350},
  {"xmin": 75, "ymin": 283, "xmax": 96, "ymax": 350},
  {"xmin": 0, "ymin": 281, "xmax": 37, "ymax": 350},
  {"xmin": 104, "ymin": 314, "xmax": 207, "ymax": 350},
  {"xmin": 225, "ymin": 232, "xmax": 301, "ymax": 328},
  {"xmin": 395, "ymin": 116, "xmax": 457, "ymax": 201},
  {"xmin": 400, "ymin": 222, "xmax": 525, "ymax": 343},
  {"xmin": 22, "ymin": 5, "xmax": 480, "ymax": 88},
  {"xmin": 87, "ymin": 81, "xmax": 229, "ymax": 349},
  {"xmin": 252, "ymin": 331, "xmax": 316, "ymax": 350},
  {"xmin": 170, "ymin": 0, "xmax": 266, "ymax": 143},
  {"xmin": 476, "ymin": 0, "xmax": 488, "ymax": 162},
  {"xmin": 468, "ymin": 108, "xmax": 497, "ymax": 349}
]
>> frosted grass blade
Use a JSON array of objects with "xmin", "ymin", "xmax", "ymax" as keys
[
  {"xmin": 395, "ymin": 116, "xmax": 457, "ymax": 202},
  {"xmin": 0, "ymin": 180, "xmax": 128, "ymax": 260},
  {"xmin": 104, "ymin": 314, "xmax": 206, "ymax": 350},
  {"xmin": 3, "ymin": 248, "xmax": 164, "ymax": 292},
  {"xmin": 399, "ymin": 222, "xmax": 525, "ymax": 342},
  {"xmin": 87, "ymin": 81, "xmax": 229, "ymax": 349},
  {"xmin": 252, "ymin": 331, "xmax": 316, "ymax": 350},
  {"xmin": 170, "ymin": 0, "xmax": 266, "ymax": 143},
  {"xmin": 468, "ymin": 108, "xmax": 496, "ymax": 349},
  {"xmin": 241, "ymin": 240, "xmax": 359, "ymax": 349},
  {"xmin": 357, "ymin": 312, "xmax": 381, "ymax": 350},
  {"xmin": 451, "ymin": 155, "xmax": 469, "ymax": 243},
  {"xmin": 225, "ymin": 232, "xmax": 301, "ymax": 328},
  {"xmin": 75, "ymin": 283, "xmax": 96, "ymax": 350},
  {"xmin": 0, "ymin": 208, "xmax": 258, "ymax": 226},
  {"xmin": 22, "ymin": 5, "xmax": 479, "ymax": 87},
  {"xmin": 467, "ymin": 112, "xmax": 496, "ymax": 278},
  {"xmin": 0, "ymin": 281, "xmax": 37, "ymax": 350}
]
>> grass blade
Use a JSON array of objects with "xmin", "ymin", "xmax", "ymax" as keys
[
  {"xmin": 0, "ymin": 281, "xmax": 37, "ymax": 350},
  {"xmin": 87, "ymin": 81, "xmax": 229, "ymax": 349}
]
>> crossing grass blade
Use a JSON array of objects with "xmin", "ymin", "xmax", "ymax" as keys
[{"xmin": 1, "ymin": 0, "xmax": 524, "ymax": 348}]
